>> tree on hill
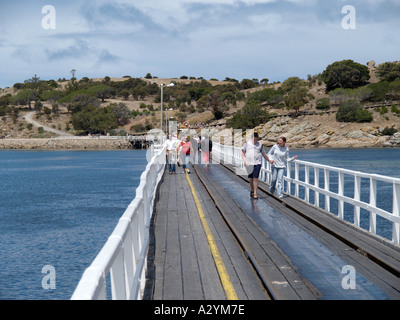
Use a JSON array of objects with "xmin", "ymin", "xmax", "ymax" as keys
[
  {"xmin": 227, "ymin": 101, "xmax": 271, "ymax": 130},
  {"xmin": 209, "ymin": 92, "xmax": 229, "ymax": 120},
  {"xmin": 111, "ymin": 102, "xmax": 131, "ymax": 126},
  {"xmin": 40, "ymin": 90, "xmax": 63, "ymax": 114},
  {"xmin": 24, "ymin": 74, "xmax": 40, "ymax": 90},
  {"xmin": 34, "ymin": 100, "xmax": 43, "ymax": 113},
  {"xmin": 71, "ymin": 105, "xmax": 118, "ymax": 135},
  {"xmin": 12, "ymin": 89, "xmax": 38, "ymax": 109},
  {"xmin": 376, "ymin": 62, "xmax": 400, "ymax": 82},
  {"xmin": 284, "ymin": 86, "xmax": 310, "ymax": 116},
  {"xmin": 88, "ymin": 84, "xmax": 114, "ymax": 102},
  {"xmin": 0, "ymin": 94, "xmax": 12, "ymax": 108},
  {"xmin": 240, "ymin": 79, "xmax": 257, "ymax": 90},
  {"xmin": 387, "ymin": 79, "xmax": 400, "ymax": 100},
  {"xmin": 279, "ymin": 77, "xmax": 311, "ymax": 116},
  {"xmin": 280, "ymin": 77, "xmax": 307, "ymax": 93},
  {"xmin": 67, "ymin": 94, "xmax": 100, "ymax": 114},
  {"xmin": 322, "ymin": 59, "xmax": 370, "ymax": 91},
  {"xmin": 246, "ymin": 87, "xmax": 284, "ymax": 107}
]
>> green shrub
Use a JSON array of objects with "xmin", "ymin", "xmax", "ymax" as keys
[
  {"xmin": 381, "ymin": 127, "xmax": 398, "ymax": 135},
  {"xmin": 367, "ymin": 81, "xmax": 390, "ymax": 102},
  {"xmin": 336, "ymin": 100, "xmax": 373, "ymax": 123},
  {"xmin": 355, "ymin": 109, "xmax": 373, "ymax": 123},
  {"xmin": 378, "ymin": 105, "xmax": 388, "ymax": 115},
  {"xmin": 316, "ymin": 98, "xmax": 330, "ymax": 110},
  {"xmin": 391, "ymin": 105, "xmax": 400, "ymax": 116},
  {"xmin": 226, "ymin": 101, "xmax": 270, "ymax": 130}
]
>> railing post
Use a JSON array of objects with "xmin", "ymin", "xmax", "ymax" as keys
[
  {"xmin": 286, "ymin": 161, "xmax": 291, "ymax": 195},
  {"xmin": 295, "ymin": 162, "xmax": 300, "ymax": 198},
  {"xmin": 138, "ymin": 200, "xmax": 145, "ymax": 251},
  {"xmin": 140, "ymin": 258, "xmax": 147, "ymax": 298},
  {"xmin": 305, "ymin": 165, "xmax": 310, "ymax": 203},
  {"xmin": 98, "ymin": 273, "xmax": 108, "ymax": 300},
  {"xmin": 236, "ymin": 147, "xmax": 241, "ymax": 167},
  {"xmin": 314, "ymin": 167, "xmax": 320, "ymax": 208},
  {"xmin": 354, "ymin": 175, "xmax": 361, "ymax": 227},
  {"xmin": 324, "ymin": 168, "xmax": 330, "ymax": 212},
  {"xmin": 122, "ymin": 221, "xmax": 134, "ymax": 299},
  {"xmin": 261, "ymin": 157, "xmax": 266, "ymax": 182},
  {"xmin": 338, "ymin": 172, "xmax": 344, "ymax": 219},
  {"xmin": 393, "ymin": 182, "xmax": 400, "ymax": 245},
  {"xmin": 369, "ymin": 178, "xmax": 377, "ymax": 235},
  {"xmin": 132, "ymin": 211, "xmax": 139, "ymax": 274},
  {"xmin": 109, "ymin": 237, "xmax": 126, "ymax": 300}
]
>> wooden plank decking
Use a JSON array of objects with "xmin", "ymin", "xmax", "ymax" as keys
[
  {"xmin": 147, "ymin": 168, "xmax": 269, "ymax": 300},
  {"xmin": 145, "ymin": 163, "xmax": 400, "ymax": 300}
]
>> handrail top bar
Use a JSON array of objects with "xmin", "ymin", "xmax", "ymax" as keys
[
  {"xmin": 294, "ymin": 159, "xmax": 400, "ymax": 184},
  {"xmin": 216, "ymin": 143, "xmax": 400, "ymax": 184},
  {"xmin": 71, "ymin": 266, "xmax": 105, "ymax": 300}
]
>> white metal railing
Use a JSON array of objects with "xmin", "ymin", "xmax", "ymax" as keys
[
  {"xmin": 212, "ymin": 143, "xmax": 400, "ymax": 245},
  {"xmin": 71, "ymin": 146, "xmax": 166, "ymax": 300}
]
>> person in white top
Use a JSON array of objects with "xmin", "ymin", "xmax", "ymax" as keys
[
  {"xmin": 164, "ymin": 134, "xmax": 178, "ymax": 174},
  {"xmin": 267, "ymin": 136, "xmax": 297, "ymax": 198}
]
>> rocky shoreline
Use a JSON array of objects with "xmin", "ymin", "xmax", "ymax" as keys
[
  {"xmin": 1, "ymin": 128, "xmax": 400, "ymax": 151},
  {"xmin": 0, "ymin": 138, "xmax": 133, "ymax": 150},
  {"xmin": 258, "ymin": 120, "xmax": 400, "ymax": 149},
  {"xmin": 209, "ymin": 112, "xmax": 400, "ymax": 149}
]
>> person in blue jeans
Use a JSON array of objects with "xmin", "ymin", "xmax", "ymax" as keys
[
  {"xmin": 268, "ymin": 137, "xmax": 297, "ymax": 198},
  {"xmin": 164, "ymin": 134, "xmax": 178, "ymax": 174},
  {"xmin": 177, "ymin": 136, "xmax": 193, "ymax": 174}
]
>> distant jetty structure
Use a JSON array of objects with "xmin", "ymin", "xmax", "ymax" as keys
[{"xmin": 0, "ymin": 135, "xmax": 154, "ymax": 150}]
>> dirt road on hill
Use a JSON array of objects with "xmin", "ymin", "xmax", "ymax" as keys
[{"xmin": 24, "ymin": 111, "xmax": 73, "ymax": 137}]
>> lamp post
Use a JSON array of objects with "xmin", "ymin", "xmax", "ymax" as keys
[
  {"xmin": 160, "ymin": 83, "xmax": 175, "ymax": 134},
  {"xmin": 160, "ymin": 83, "xmax": 164, "ymax": 135}
]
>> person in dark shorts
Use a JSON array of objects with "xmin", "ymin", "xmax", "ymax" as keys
[{"xmin": 241, "ymin": 133, "xmax": 273, "ymax": 199}]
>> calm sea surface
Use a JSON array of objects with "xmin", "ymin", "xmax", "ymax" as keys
[
  {"xmin": 0, "ymin": 148, "xmax": 399, "ymax": 300},
  {"xmin": 0, "ymin": 150, "xmax": 148, "ymax": 300}
]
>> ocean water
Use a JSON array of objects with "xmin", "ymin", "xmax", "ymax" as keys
[{"xmin": 0, "ymin": 150, "xmax": 148, "ymax": 300}]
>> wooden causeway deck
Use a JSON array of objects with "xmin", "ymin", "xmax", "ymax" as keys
[
  {"xmin": 145, "ymin": 163, "xmax": 400, "ymax": 300},
  {"xmin": 147, "ymin": 167, "xmax": 269, "ymax": 300}
]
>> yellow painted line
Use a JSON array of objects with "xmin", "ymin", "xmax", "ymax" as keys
[{"xmin": 185, "ymin": 172, "xmax": 238, "ymax": 300}]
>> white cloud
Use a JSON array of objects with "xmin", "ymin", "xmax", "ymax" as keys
[
  {"xmin": 248, "ymin": 13, "xmax": 283, "ymax": 31},
  {"xmin": 0, "ymin": 0, "xmax": 399, "ymax": 88}
]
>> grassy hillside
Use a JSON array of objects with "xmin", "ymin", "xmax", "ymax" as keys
[{"xmin": 1, "ymin": 60, "xmax": 399, "ymax": 140}]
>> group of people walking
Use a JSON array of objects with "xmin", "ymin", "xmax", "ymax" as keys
[
  {"xmin": 241, "ymin": 133, "xmax": 297, "ymax": 199},
  {"xmin": 163, "ymin": 133, "xmax": 213, "ymax": 174},
  {"xmin": 164, "ymin": 131, "xmax": 297, "ymax": 200}
]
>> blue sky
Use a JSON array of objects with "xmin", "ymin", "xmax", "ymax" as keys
[{"xmin": 0, "ymin": 0, "xmax": 399, "ymax": 88}]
